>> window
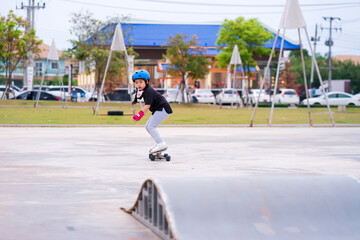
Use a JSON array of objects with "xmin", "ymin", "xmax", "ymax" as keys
[
  {"xmin": 48, "ymin": 87, "xmax": 61, "ymax": 91},
  {"xmin": 285, "ymin": 91, "xmax": 296, "ymax": 95},
  {"xmin": 337, "ymin": 94, "xmax": 351, "ymax": 98},
  {"xmin": 50, "ymin": 61, "xmax": 58, "ymax": 70},
  {"xmin": 36, "ymin": 62, "xmax": 43, "ymax": 76},
  {"xmin": 225, "ymin": 90, "xmax": 235, "ymax": 95},
  {"xmin": 328, "ymin": 94, "xmax": 337, "ymax": 98}
]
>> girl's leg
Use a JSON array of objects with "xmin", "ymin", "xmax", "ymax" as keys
[{"xmin": 145, "ymin": 108, "xmax": 169, "ymax": 145}]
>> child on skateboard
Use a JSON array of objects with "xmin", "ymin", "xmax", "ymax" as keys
[{"xmin": 132, "ymin": 69, "xmax": 173, "ymax": 153}]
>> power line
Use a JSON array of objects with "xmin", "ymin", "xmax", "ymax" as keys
[
  {"xmin": 58, "ymin": 0, "xmax": 360, "ymax": 16},
  {"xmin": 332, "ymin": 46, "xmax": 360, "ymax": 50},
  {"xmin": 136, "ymin": 0, "xmax": 360, "ymax": 8},
  {"xmin": 332, "ymin": 38, "xmax": 360, "ymax": 44},
  {"xmin": 322, "ymin": 17, "xmax": 342, "ymax": 91},
  {"xmin": 342, "ymin": 17, "xmax": 360, "ymax": 23},
  {"xmin": 17, "ymin": 0, "xmax": 46, "ymax": 89}
]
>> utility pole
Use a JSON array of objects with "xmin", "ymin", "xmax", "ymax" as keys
[
  {"xmin": 17, "ymin": 0, "xmax": 45, "ymax": 89},
  {"xmin": 310, "ymin": 24, "xmax": 320, "ymax": 97},
  {"xmin": 322, "ymin": 17, "xmax": 341, "ymax": 92}
]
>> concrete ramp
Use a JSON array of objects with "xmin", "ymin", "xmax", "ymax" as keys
[{"xmin": 124, "ymin": 175, "xmax": 360, "ymax": 240}]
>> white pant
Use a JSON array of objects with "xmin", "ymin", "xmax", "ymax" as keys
[{"xmin": 145, "ymin": 108, "xmax": 170, "ymax": 144}]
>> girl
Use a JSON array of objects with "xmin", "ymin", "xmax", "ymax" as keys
[{"xmin": 132, "ymin": 69, "xmax": 173, "ymax": 153}]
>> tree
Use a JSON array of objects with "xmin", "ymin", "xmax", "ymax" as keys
[
  {"xmin": 0, "ymin": 10, "xmax": 42, "ymax": 99},
  {"xmin": 216, "ymin": 17, "xmax": 273, "ymax": 87},
  {"xmin": 65, "ymin": 11, "xmax": 135, "ymax": 96},
  {"xmin": 288, "ymin": 51, "xmax": 360, "ymax": 93},
  {"xmin": 280, "ymin": 60, "xmax": 303, "ymax": 93},
  {"xmin": 332, "ymin": 59, "xmax": 360, "ymax": 93},
  {"xmin": 164, "ymin": 33, "xmax": 210, "ymax": 103},
  {"xmin": 288, "ymin": 49, "xmax": 327, "ymax": 89}
]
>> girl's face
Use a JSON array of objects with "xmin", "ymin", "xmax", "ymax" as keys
[{"xmin": 134, "ymin": 79, "xmax": 146, "ymax": 91}]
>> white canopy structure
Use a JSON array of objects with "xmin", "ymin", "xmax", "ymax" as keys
[
  {"xmin": 228, "ymin": 45, "xmax": 242, "ymax": 89},
  {"xmin": 250, "ymin": 0, "xmax": 334, "ymax": 127},
  {"xmin": 34, "ymin": 39, "xmax": 67, "ymax": 108},
  {"xmin": 94, "ymin": 23, "xmax": 131, "ymax": 116}
]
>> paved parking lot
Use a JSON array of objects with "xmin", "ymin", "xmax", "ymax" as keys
[{"xmin": 1, "ymin": 126, "xmax": 360, "ymax": 239}]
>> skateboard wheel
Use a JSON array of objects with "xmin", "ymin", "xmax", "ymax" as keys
[
  {"xmin": 149, "ymin": 154, "xmax": 155, "ymax": 161},
  {"xmin": 164, "ymin": 153, "xmax": 168, "ymax": 158},
  {"xmin": 165, "ymin": 155, "xmax": 171, "ymax": 161}
]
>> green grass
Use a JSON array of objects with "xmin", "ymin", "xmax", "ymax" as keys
[{"xmin": 0, "ymin": 100, "xmax": 360, "ymax": 125}]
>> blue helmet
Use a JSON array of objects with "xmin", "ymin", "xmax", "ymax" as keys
[{"xmin": 132, "ymin": 69, "xmax": 150, "ymax": 83}]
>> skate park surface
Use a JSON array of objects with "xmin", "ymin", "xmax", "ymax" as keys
[{"xmin": 1, "ymin": 126, "xmax": 360, "ymax": 240}]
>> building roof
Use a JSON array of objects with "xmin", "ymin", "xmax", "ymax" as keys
[
  {"xmin": 37, "ymin": 43, "xmax": 63, "ymax": 59},
  {"xmin": 158, "ymin": 63, "xmax": 259, "ymax": 72},
  {"xmin": 333, "ymin": 55, "xmax": 360, "ymax": 65},
  {"xmin": 103, "ymin": 23, "xmax": 300, "ymax": 51}
]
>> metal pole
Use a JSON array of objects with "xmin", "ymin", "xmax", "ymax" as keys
[
  {"xmin": 304, "ymin": 28, "xmax": 335, "ymax": 127},
  {"xmin": 31, "ymin": 0, "xmax": 35, "ymax": 29},
  {"xmin": 68, "ymin": 64, "xmax": 72, "ymax": 93},
  {"xmin": 328, "ymin": 19, "xmax": 333, "ymax": 92},
  {"xmin": 298, "ymin": 28, "xmax": 312, "ymax": 126},
  {"xmin": 250, "ymin": 29, "xmax": 280, "ymax": 127},
  {"xmin": 232, "ymin": 64, "xmax": 235, "ymax": 107},
  {"xmin": 239, "ymin": 65, "xmax": 245, "ymax": 108},
  {"xmin": 34, "ymin": 59, "xmax": 48, "ymax": 108},
  {"xmin": 58, "ymin": 59, "xmax": 67, "ymax": 108},
  {"xmin": 240, "ymin": 65, "xmax": 247, "ymax": 107},
  {"xmin": 269, "ymin": 28, "xmax": 286, "ymax": 126},
  {"xmin": 310, "ymin": 24, "xmax": 318, "ymax": 97},
  {"xmin": 94, "ymin": 50, "xmax": 113, "ymax": 116}
]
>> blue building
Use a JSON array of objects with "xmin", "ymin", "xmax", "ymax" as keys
[{"xmin": 111, "ymin": 23, "xmax": 299, "ymax": 89}]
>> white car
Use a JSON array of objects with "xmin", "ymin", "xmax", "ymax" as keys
[
  {"xmin": 301, "ymin": 92, "xmax": 360, "ymax": 106},
  {"xmin": 163, "ymin": 88, "xmax": 182, "ymax": 103},
  {"xmin": 46, "ymin": 86, "xmax": 104, "ymax": 102},
  {"xmin": 215, "ymin": 88, "xmax": 241, "ymax": 105},
  {"xmin": 273, "ymin": 88, "xmax": 299, "ymax": 104},
  {"xmin": 190, "ymin": 89, "xmax": 216, "ymax": 104},
  {"xmin": 248, "ymin": 89, "xmax": 271, "ymax": 103},
  {"xmin": 0, "ymin": 85, "xmax": 22, "ymax": 99}
]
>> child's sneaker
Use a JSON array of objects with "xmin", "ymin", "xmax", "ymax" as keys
[
  {"xmin": 149, "ymin": 144, "xmax": 157, "ymax": 153},
  {"xmin": 151, "ymin": 142, "xmax": 168, "ymax": 153}
]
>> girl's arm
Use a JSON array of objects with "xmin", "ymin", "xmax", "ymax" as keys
[
  {"xmin": 133, "ymin": 105, "xmax": 151, "ymax": 121},
  {"xmin": 142, "ymin": 105, "xmax": 150, "ymax": 114}
]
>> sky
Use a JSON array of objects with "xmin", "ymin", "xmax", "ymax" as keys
[{"xmin": 1, "ymin": 0, "xmax": 360, "ymax": 57}]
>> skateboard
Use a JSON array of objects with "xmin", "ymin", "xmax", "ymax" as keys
[{"xmin": 149, "ymin": 149, "xmax": 171, "ymax": 161}]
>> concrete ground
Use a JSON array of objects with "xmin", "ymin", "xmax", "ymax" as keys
[{"xmin": 1, "ymin": 126, "xmax": 360, "ymax": 240}]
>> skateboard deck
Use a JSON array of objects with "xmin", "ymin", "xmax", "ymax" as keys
[{"xmin": 149, "ymin": 149, "xmax": 171, "ymax": 161}]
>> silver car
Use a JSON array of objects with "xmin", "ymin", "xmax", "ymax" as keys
[
  {"xmin": 215, "ymin": 88, "xmax": 241, "ymax": 105},
  {"xmin": 190, "ymin": 89, "xmax": 216, "ymax": 104},
  {"xmin": 273, "ymin": 88, "xmax": 299, "ymax": 104},
  {"xmin": 163, "ymin": 88, "xmax": 182, "ymax": 103},
  {"xmin": 301, "ymin": 92, "xmax": 360, "ymax": 106}
]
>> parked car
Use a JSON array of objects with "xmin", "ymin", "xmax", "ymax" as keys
[
  {"xmin": 21, "ymin": 85, "xmax": 48, "ymax": 91},
  {"xmin": 0, "ymin": 85, "xmax": 22, "ymax": 99},
  {"xmin": 16, "ymin": 90, "xmax": 61, "ymax": 101},
  {"xmin": 163, "ymin": 88, "xmax": 182, "ymax": 103},
  {"xmin": 273, "ymin": 88, "xmax": 299, "ymax": 104},
  {"xmin": 46, "ymin": 86, "xmax": 104, "ymax": 102},
  {"xmin": 299, "ymin": 91, "xmax": 322, "ymax": 102},
  {"xmin": 248, "ymin": 89, "xmax": 271, "ymax": 103},
  {"xmin": 301, "ymin": 92, "xmax": 360, "ymax": 106},
  {"xmin": 215, "ymin": 88, "xmax": 241, "ymax": 105},
  {"xmin": 190, "ymin": 89, "xmax": 216, "ymax": 104}
]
